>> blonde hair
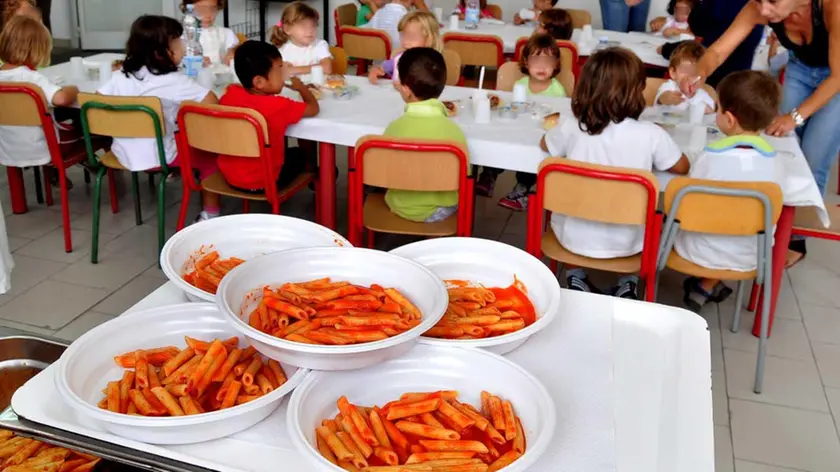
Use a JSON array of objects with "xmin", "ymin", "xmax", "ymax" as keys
[
  {"xmin": 1, "ymin": 0, "xmax": 39, "ymax": 30},
  {"xmin": 0, "ymin": 15, "xmax": 52, "ymax": 68},
  {"xmin": 398, "ymin": 11, "xmax": 443, "ymax": 53},
  {"xmin": 270, "ymin": 2, "xmax": 319, "ymax": 48}
]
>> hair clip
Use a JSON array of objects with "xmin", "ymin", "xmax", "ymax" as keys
[{"xmin": 276, "ymin": 21, "xmax": 283, "ymax": 28}]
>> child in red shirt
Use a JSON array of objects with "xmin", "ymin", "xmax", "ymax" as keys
[{"xmin": 218, "ymin": 40, "xmax": 319, "ymax": 191}]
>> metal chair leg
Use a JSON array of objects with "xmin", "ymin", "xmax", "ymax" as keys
[
  {"xmin": 131, "ymin": 172, "xmax": 142, "ymax": 225},
  {"xmin": 33, "ymin": 167, "xmax": 44, "ymax": 204},
  {"xmin": 90, "ymin": 167, "xmax": 107, "ymax": 264},
  {"xmin": 84, "ymin": 169, "xmax": 91, "ymax": 184},
  {"xmin": 157, "ymin": 175, "xmax": 166, "ymax": 261},
  {"xmin": 731, "ymin": 280, "xmax": 746, "ymax": 333}
]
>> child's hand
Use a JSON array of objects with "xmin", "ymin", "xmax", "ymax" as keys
[
  {"xmin": 663, "ymin": 27, "xmax": 681, "ymax": 38},
  {"xmin": 203, "ymin": 57, "xmax": 212, "ymax": 67},
  {"xmin": 513, "ymin": 13, "xmax": 523, "ymax": 25},
  {"xmin": 368, "ymin": 65, "xmax": 385, "ymax": 84},
  {"xmin": 658, "ymin": 91, "xmax": 685, "ymax": 106},
  {"xmin": 223, "ymin": 50, "xmax": 234, "ymax": 66},
  {"xmin": 289, "ymin": 76, "xmax": 307, "ymax": 92},
  {"xmin": 649, "ymin": 16, "xmax": 666, "ymax": 32}
]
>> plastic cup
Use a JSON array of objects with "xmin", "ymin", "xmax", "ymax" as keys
[
  {"xmin": 98, "ymin": 62, "xmax": 112, "ymax": 83},
  {"xmin": 449, "ymin": 14, "xmax": 459, "ymax": 31},
  {"xmin": 70, "ymin": 57, "xmax": 85, "ymax": 79},
  {"xmin": 310, "ymin": 65, "xmax": 325, "ymax": 85},
  {"xmin": 689, "ymin": 102, "xmax": 705, "ymax": 124},
  {"xmin": 434, "ymin": 7, "xmax": 443, "ymax": 23},
  {"xmin": 474, "ymin": 98, "xmax": 491, "ymax": 124},
  {"xmin": 513, "ymin": 83, "xmax": 528, "ymax": 104}
]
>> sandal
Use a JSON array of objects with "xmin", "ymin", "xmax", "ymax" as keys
[
  {"xmin": 786, "ymin": 239, "xmax": 807, "ymax": 269},
  {"xmin": 682, "ymin": 277, "xmax": 733, "ymax": 312}
]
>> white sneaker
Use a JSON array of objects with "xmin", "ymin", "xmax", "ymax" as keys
[{"xmin": 192, "ymin": 211, "xmax": 219, "ymax": 224}]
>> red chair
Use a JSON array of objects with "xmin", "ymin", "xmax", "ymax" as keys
[
  {"xmin": 175, "ymin": 102, "xmax": 316, "ymax": 230},
  {"xmin": 0, "ymin": 82, "xmax": 108, "ymax": 252},
  {"xmin": 338, "ymin": 26, "xmax": 392, "ymax": 76},
  {"xmin": 442, "ymin": 33, "xmax": 504, "ymax": 86},
  {"xmin": 347, "ymin": 135, "xmax": 474, "ymax": 248},
  {"xmin": 526, "ymin": 158, "xmax": 661, "ymax": 301},
  {"xmin": 513, "ymin": 38, "xmax": 580, "ymax": 83}
]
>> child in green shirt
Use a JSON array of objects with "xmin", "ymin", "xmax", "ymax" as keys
[{"xmin": 356, "ymin": 0, "xmax": 387, "ymax": 25}]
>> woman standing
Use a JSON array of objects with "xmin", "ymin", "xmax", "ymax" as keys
[
  {"xmin": 683, "ymin": 0, "xmax": 840, "ymax": 263},
  {"xmin": 600, "ymin": 0, "xmax": 652, "ymax": 32}
]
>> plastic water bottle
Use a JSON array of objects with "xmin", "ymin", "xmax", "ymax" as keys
[
  {"xmin": 464, "ymin": 0, "xmax": 480, "ymax": 29},
  {"xmin": 596, "ymin": 37, "xmax": 609, "ymax": 51},
  {"xmin": 182, "ymin": 5, "xmax": 203, "ymax": 79}
]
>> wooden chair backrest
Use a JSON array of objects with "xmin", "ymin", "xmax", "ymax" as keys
[
  {"xmin": 486, "ymin": 3, "xmax": 503, "ymax": 20},
  {"xmin": 330, "ymin": 46, "xmax": 349, "ymax": 75},
  {"xmin": 664, "ymin": 178, "xmax": 783, "ymax": 235},
  {"xmin": 78, "ymin": 93, "xmax": 165, "ymax": 138},
  {"xmin": 442, "ymin": 33, "xmax": 504, "ymax": 67},
  {"xmin": 443, "ymin": 49, "xmax": 462, "ymax": 86},
  {"xmin": 236, "ymin": 32, "xmax": 248, "ymax": 45},
  {"xmin": 339, "ymin": 26, "xmax": 391, "ymax": 61},
  {"xmin": 336, "ymin": 3, "xmax": 358, "ymax": 28},
  {"xmin": 643, "ymin": 77, "xmax": 718, "ymax": 107},
  {"xmin": 566, "ymin": 9, "xmax": 592, "ymax": 28},
  {"xmin": 0, "ymin": 82, "xmax": 49, "ymax": 127},
  {"xmin": 539, "ymin": 157, "xmax": 659, "ymax": 225},
  {"xmin": 178, "ymin": 101, "xmax": 269, "ymax": 158},
  {"xmin": 356, "ymin": 135, "xmax": 467, "ymax": 191},
  {"xmin": 496, "ymin": 61, "xmax": 575, "ymax": 96}
]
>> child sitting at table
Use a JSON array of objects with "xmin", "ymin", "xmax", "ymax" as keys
[
  {"xmin": 542, "ymin": 47, "xmax": 690, "ymax": 298},
  {"xmin": 357, "ymin": 0, "xmax": 389, "ymax": 26},
  {"xmin": 513, "ymin": 0, "xmax": 557, "ymax": 25},
  {"xmin": 368, "ymin": 11, "xmax": 442, "ymax": 85},
  {"xmin": 383, "ymin": 47, "xmax": 467, "ymax": 223},
  {"xmin": 651, "ymin": 0, "xmax": 695, "ymax": 38},
  {"xmin": 535, "ymin": 9, "xmax": 573, "ymax": 40},
  {"xmin": 1, "ymin": 0, "xmax": 40, "ymax": 30},
  {"xmin": 271, "ymin": 2, "xmax": 332, "ymax": 79},
  {"xmin": 655, "ymin": 42, "xmax": 715, "ymax": 114},
  {"xmin": 182, "ymin": 0, "xmax": 239, "ymax": 66},
  {"xmin": 368, "ymin": 0, "xmax": 415, "ymax": 52},
  {"xmin": 677, "ymin": 70, "xmax": 783, "ymax": 312},
  {"xmin": 0, "ymin": 16, "xmax": 79, "ymax": 170},
  {"xmin": 476, "ymin": 34, "xmax": 566, "ymax": 211},
  {"xmin": 218, "ymin": 41, "xmax": 318, "ymax": 196},
  {"xmin": 452, "ymin": 0, "xmax": 495, "ymax": 20},
  {"xmin": 99, "ymin": 15, "xmax": 221, "ymax": 222}
]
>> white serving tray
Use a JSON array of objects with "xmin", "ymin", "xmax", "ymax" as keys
[{"xmin": 11, "ymin": 283, "xmax": 714, "ymax": 472}]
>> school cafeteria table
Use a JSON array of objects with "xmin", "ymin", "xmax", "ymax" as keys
[{"xmin": 2, "ymin": 281, "xmax": 714, "ymax": 472}]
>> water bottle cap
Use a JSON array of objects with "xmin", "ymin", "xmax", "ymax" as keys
[{"xmin": 186, "ymin": 4, "xmax": 194, "ymax": 12}]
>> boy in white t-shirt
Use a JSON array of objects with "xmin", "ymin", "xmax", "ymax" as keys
[
  {"xmin": 182, "ymin": 0, "xmax": 240, "ymax": 65},
  {"xmin": 655, "ymin": 42, "xmax": 715, "ymax": 115},
  {"xmin": 367, "ymin": 0, "xmax": 414, "ymax": 52},
  {"xmin": 542, "ymin": 48, "xmax": 690, "ymax": 299},
  {"xmin": 677, "ymin": 71, "xmax": 784, "ymax": 312}
]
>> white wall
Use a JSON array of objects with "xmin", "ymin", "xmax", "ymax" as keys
[{"xmin": 49, "ymin": 0, "xmax": 74, "ymax": 40}]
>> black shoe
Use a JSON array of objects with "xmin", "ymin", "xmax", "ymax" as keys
[
  {"xmin": 613, "ymin": 280, "xmax": 639, "ymax": 300},
  {"xmin": 683, "ymin": 277, "xmax": 733, "ymax": 304},
  {"xmin": 567, "ymin": 275, "xmax": 601, "ymax": 294},
  {"xmin": 48, "ymin": 168, "xmax": 73, "ymax": 190}
]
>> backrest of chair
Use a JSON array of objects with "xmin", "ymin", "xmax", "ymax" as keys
[
  {"xmin": 177, "ymin": 101, "xmax": 269, "ymax": 158},
  {"xmin": 643, "ymin": 77, "xmax": 666, "ymax": 107},
  {"xmin": 339, "ymin": 26, "xmax": 391, "ymax": 61},
  {"xmin": 78, "ymin": 93, "xmax": 165, "ymax": 138},
  {"xmin": 0, "ymin": 82, "xmax": 49, "ymax": 127},
  {"xmin": 236, "ymin": 32, "xmax": 248, "ymax": 45},
  {"xmin": 538, "ymin": 157, "xmax": 659, "ymax": 225},
  {"xmin": 496, "ymin": 62, "xmax": 524, "ymax": 92},
  {"xmin": 330, "ymin": 46, "xmax": 349, "ymax": 75},
  {"xmin": 664, "ymin": 178, "xmax": 783, "ymax": 235},
  {"xmin": 566, "ymin": 9, "xmax": 592, "ymax": 28},
  {"xmin": 336, "ymin": 3, "xmax": 358, "ymax": 27},
  {"xmin": 443, "ymin": 49, "xmax": 462, "ymax": 86},
  {"xmin": 487, "ymin": 3, "xmax": 503, "ymax": 20},
  {"xmin": 355, "ymin": 135, "xmax": 468, "ymax": 191},
  {"xmin": 442, "ymin": 33, "xmax": 504, "ymax": 68}
]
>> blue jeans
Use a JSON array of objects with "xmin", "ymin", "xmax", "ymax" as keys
[
  {"xmin": 599, "ymin": 0, "xmax": 651, "ymax": 32},
  {"xmin": 781, "ymin": 55, "xmax": 840, "ymax": 196}
]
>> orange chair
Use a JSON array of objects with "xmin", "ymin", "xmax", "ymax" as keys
[
  {"xmin": 334, "ymin": 3, "xmax": 359, "ymax": 46},
  {"xmin": 644, "ymin": 77, "xmax": 718, "ymax": 107},
  {"xmin": 175, "ymin": 102, "xmax": 316, "ymax": 230},
  {"xmin": 338, "ymin": 26, "xmax": 392, "ymax": 75},
  {"xmin": 0, "ymin": 82, "xmax": 108, "ymax": 253},
  {"xmin": 566, "ymin": 9, "xmax": 592, "ymax": 29},
  {"xmin": 526, "ymin": 158, "xmax": 661, "ymax": 301},
  {"xmin": 486, "ymin": 3, "xmax": 503, "ymax": 20},
  {"xmin": 443, "ymin": 49, "xmax": 462, "ymax": 86},
  {"xmin": 347, "ymin": 135, "xmax": 474, "ymax": 248},
  {"xmin": 330, "ymin": 46, "xmax": 349, "ymax": 75},
  {"xmin": 442, "ymin": 33, "xmax": 505, "ymax": 86},
  {"xmin": 513, "ymin": 38, "xmax": 580, "ymax": 84}
]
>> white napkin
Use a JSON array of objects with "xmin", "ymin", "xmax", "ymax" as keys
[{"xmin": 480, "ymin": 18, "xmax": 505, "ymax": 25}]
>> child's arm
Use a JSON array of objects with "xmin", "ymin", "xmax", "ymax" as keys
[
  {"xmin": 289, "ymin": 77, "xmax": 320, "ymax": 117},
  {"xmin": 513, "ymin": 13, "xmax": 524, "ymax": 25},
  {"xmin": 540, "ymin": 135, "xmax": 549, "ymax": 152},
  {"xmin": 649, "ymin": 16, "xmax": 667, "ymax": 32},
  {"xmin": 201, "ymin": 91, "xmax": 219, "ymax": 105},
  {"xmin": 657, "ymin": 90, "xmax": 685, "ymax": 106},
  {"xmin": 52, "ymin": 86, "xmax": 79, "ymax": 107},
  {"xmin": 667, "ymin": 155, "xmax": 691, "ymax": 175}
]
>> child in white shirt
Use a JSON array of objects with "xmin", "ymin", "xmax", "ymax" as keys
[
  {"xmin": 677, "ymin": 71, "xmax": 784, "ymax": 312},
  {"xmin": 98, "ymin": 15, "xmax": 222, "ymax": 222},
  {"xmin": 542, "ymin": 47, "xmax": 690, "ymax": 299},
  {"xmin": 0, "ymin": 16, "xmax": 79, "ymax": 169},
  {"xmin": 367, "ymin": 0, "xmax": 414, "ymax": 52},
  {"xmin": 182, "ymin": 0, "xmax": 240, "ymax": 66},
  {"xmin": 655, "ymin": 41, "xmax": 715, "ymax": 114},
  {"xmin": 651, "ymin": 0, "xmax": 694, "ymax": 38},
  {"xmin": 271, "ymin": 2, "xmax": 332, "ymax": 80},
  {"xmin": 513, "ymin": 0, "xmax": 557, "ymax": 25}
]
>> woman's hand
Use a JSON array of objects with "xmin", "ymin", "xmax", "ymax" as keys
[
  {"xmin": 625, "ymin": 0, "xmax": 644, "ymax": 6},
  {"xmin": 677, "ymin": 74, "xmax": 702, "ymax": 98},
  {"xmin": 767, "ymin": 114, "xmax": 797, "ymax": 136}
]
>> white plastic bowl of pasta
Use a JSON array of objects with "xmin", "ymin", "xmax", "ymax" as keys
[
  {"xmin": 216, "ymin": 247, "xmax": 449, "ymax": 371},
  {"xmin": 389, "ymin": 237, "xmax": 561, "ymax": 355},
  {"xmin": 55, "ymin": 303, "xmax": 309, "ymax": 445},
  {"xmin": 160, "ymin": 214, "xmax": 351, "ymax": 303},
  {"xmin": 287, "ymin": 343, "xmax": 556, "ymax": 472}
]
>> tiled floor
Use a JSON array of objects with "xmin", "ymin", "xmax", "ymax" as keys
[{"xmin": 2, "ymin": 149, "xmax": 840, "ymax": 471}]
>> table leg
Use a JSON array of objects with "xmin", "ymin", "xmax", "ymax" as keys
[
  {"xmin": 751, "ymin": 205, "xmax": 794, "ymax": 338},
  {"xmin": 318, "ymin": 142, "xmax": 337, "ymax": 230},
  {"xmin": 6, "ymin": 167, "xmax": 27, "ymax": 214}
]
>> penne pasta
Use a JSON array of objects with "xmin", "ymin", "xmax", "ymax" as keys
[
  {"xmin": 501, "ymin": 400, "xmax": 517, "ymax": 441},
  {"xmin": 405, "ymin": 451, "xmax": 477, "ymax": 464},
  {"xmin": 487, "ymin": 450, "xmax": 521, "ymax": 472},
  {"xmin": 105, "ymin": 382, "xmax": 120, "ymax": 413},
  {"xmin": 182, "ymin": 250, "xmax": 245, "ymax": 295},
  {"xmin": 316, "ymin": 426, "xmax": 353, "ymax": 463},
  {"xmin": 162, "ymin": 348, "xmax": 195, "ymax": 377},
  {"xmin": 487, "ymin": 395, "xmax": 505, "ymax": 432},
  {"xmin": 418, "ymin": 440, "xmax": 488, "ymax": 454},
  {"xmin": 395, "ymin": 421, "xmax": 460, "ymax": 440},
  {"xmin": 336, "ymin": 432, "xmax": 368, "ymax": 470},
  {"xmin": 151, "ymin": 387, "xmax": 185, "ymax": 416}
]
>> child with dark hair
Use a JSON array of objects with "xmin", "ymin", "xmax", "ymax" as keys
[
  {"xmin": 218, "ymin": 40, "xmax": 319, "ymax": 194},
  {"xmin": 99, "ymin": 15, "xmax": 220, "ymax": 221},
  {"xmin": 181, "ymin": 0, "xmax": 239, "ymax": 65},
  {"xmin": 542, "ymin": 47, "xmax": 690, "ymax": 299},
  {"xmin": 513, "ymin": 0, "xmax": 557, "ymax": 25},
  {"xmin": 651, "ymin": 0, "xmax": 695, "ymax": 37},
  {"xmin": 383, "ymin": 47, "xmax": 468, "ymax": 223},
  {"xmin": 535, "ymin": 9, "xmax": 572, "ymax": 40},
  {"xmin": 678, "ymin": 70, "xmax": 783, "ymax": 311}
]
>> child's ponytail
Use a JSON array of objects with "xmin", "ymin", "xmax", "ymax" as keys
[
  {"xmin": 272, "ymin": 2, "xmax": 319, "ymax": 48},
  {"xmin": 270, "ymin": 24, "xmax": 289, "ymax": 47}
]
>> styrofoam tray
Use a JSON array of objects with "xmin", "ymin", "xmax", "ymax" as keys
[
  {"xmin": 160, "ymin": 214, "xmax": 351, "ymax": 303},
  {"xmin": 12, "ymin": 283, "xmax": 713, "ymax": 472},
  {"xmin": 390, "ymin": 237, "xmax": 561, "ymax": 354},
  {"xmin": 54, "ymin": 303, "xmax": 309, "ymax": 444},
  {"xmin": 288, "ymin": 343, "xmax": 556, "ymax": 471}
]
